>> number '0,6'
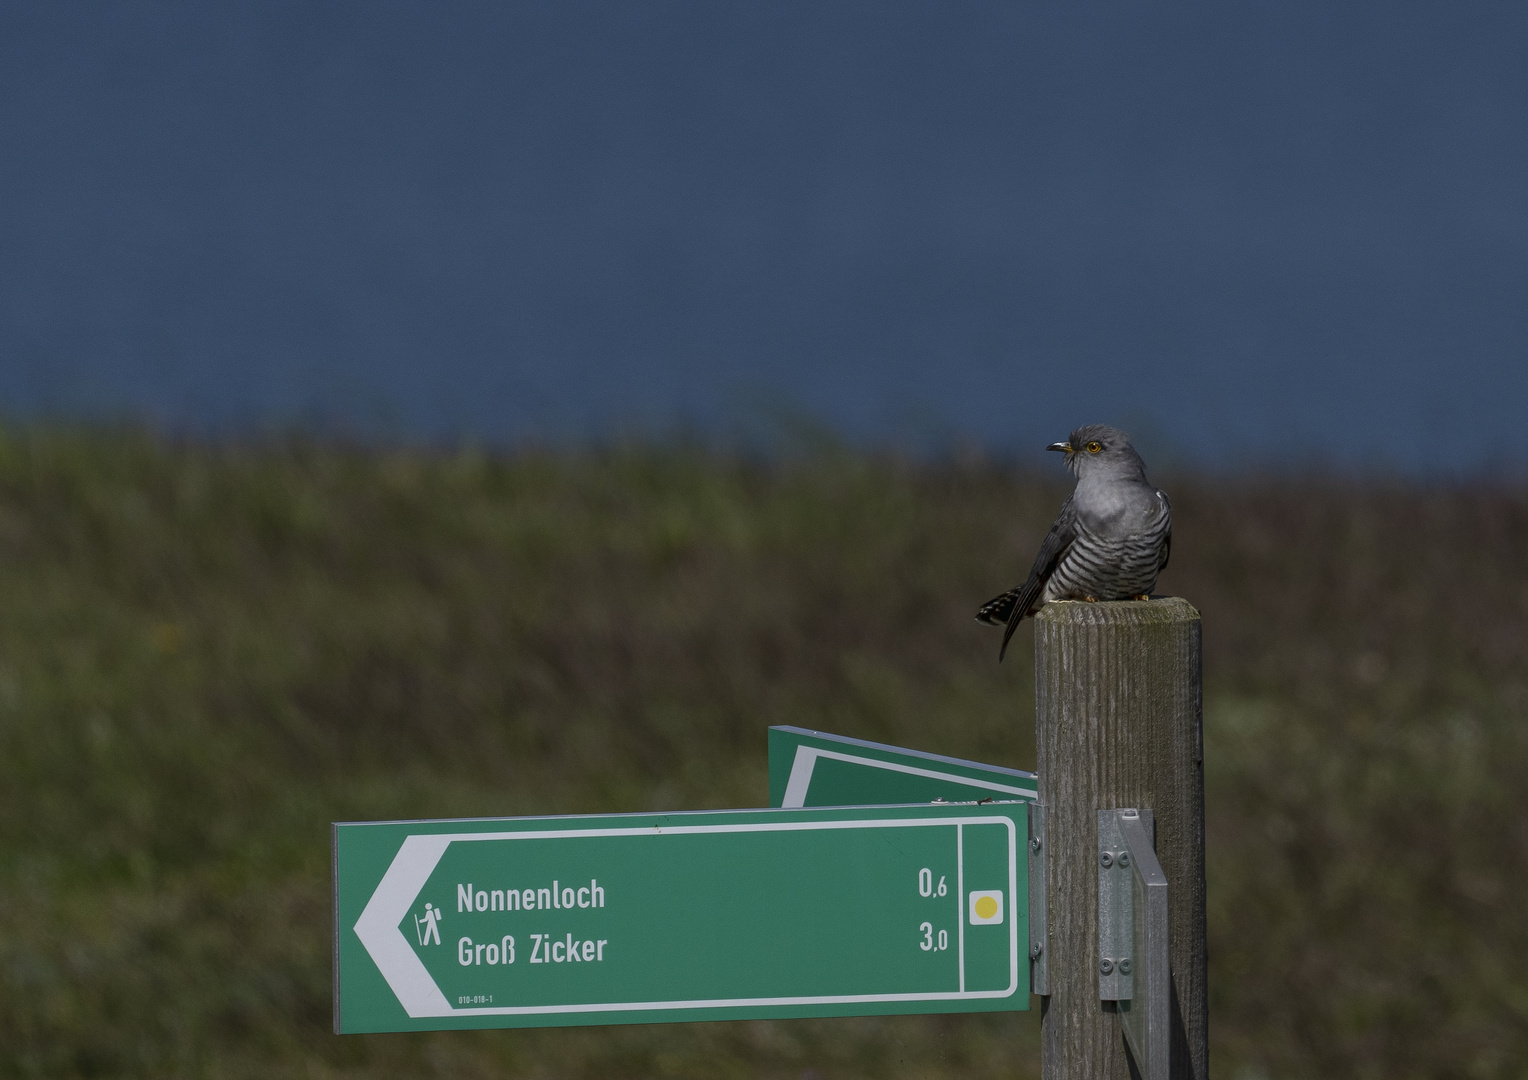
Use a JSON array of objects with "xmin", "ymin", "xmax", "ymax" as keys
[
  {"xmin": 919, "ymin": 922, "xmax": 949, "ymax": 951},
  {"xmin": 917, "ymin": 868, "xmax": 948, "ymax": 897}
]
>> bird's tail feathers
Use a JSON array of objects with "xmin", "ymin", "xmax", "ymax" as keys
[
  {"xmin": 979, "ymin": 585, "xmax": 1041, "ymax": 661},
  {"xmin": 975, "ymin": 589, "xmax": 1020, "ymax": 627},
  {"xmin": 978, "ymin": 587, "xmax": 1034, "ymax": 661},
  {"xmin": 999, "ymin": 606, "xmax": 1025, "ymax": 661}
]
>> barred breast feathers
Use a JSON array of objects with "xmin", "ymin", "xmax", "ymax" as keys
[{"xmin": 1042, "ymin": 490, "xmax": 1170, "ymax": 603}]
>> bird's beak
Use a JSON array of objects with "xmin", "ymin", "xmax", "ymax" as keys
[{"xmin": 1046, "ymin": 442, "xmax": 1072, "ymax": 454}]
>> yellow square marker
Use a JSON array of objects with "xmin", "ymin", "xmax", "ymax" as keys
[{"xmin": 968, "ymin": 889, "xmax": 1004, "ymax": 925}]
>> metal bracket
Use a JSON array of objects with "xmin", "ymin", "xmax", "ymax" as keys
[
  {"xmin": 1028, "ymin": 803, "xmax": 1048, "ymax": 995},
  {"xmin": 1097, "ymin": 808, "xmax": 1146, "ymax": 1001},
  {"xmin": 1098, "ymin": 808, "xmax": 1169, "ymax": 1080}
]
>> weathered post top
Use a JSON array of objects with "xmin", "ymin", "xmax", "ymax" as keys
[
  {"xmin": 1033, "ymin": 597, "xmax": 1206, "ymax": 1080},
  {"xmin": 1036, "ymin": 594, "xmax": 1198, "ymax": 626}
]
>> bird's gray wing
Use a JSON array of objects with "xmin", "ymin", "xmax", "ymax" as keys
[
  {"xmin": 975, "ymin": 495, "xmax": 1078, "ymax": 661},
  {"xmin": 1156, "ymin": 489, "xmax": 1171, "ymax": 572}
]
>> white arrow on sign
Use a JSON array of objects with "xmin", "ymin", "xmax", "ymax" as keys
[{"xmin": 352, "ymin": 834, "xmax": 455, "ymax": 1017}]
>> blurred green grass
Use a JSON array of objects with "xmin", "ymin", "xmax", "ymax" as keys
[{"xmin": 0, "ymin": 429, "xmax": 1524, "ymax": 1079}]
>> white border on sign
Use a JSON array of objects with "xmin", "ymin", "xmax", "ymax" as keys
[
  {"xmin": 352, "ymin": 816, "xmax": 1020, "ymax": 1019},
  {"xmin": 780, "ymin": 746, "xmax": 1037, "ymax": 808}
]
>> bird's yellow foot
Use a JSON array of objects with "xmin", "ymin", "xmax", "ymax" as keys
[
  {"xmin": 1134, "ymin": 594, "xmax": 1150, "ymax": 601},
  {"xmin": 1083, "ymin": 596, "xmax": 1098, "ymax": 602}
]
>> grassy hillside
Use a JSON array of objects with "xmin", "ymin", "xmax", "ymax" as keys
[{"xmin": 0, "ymin": 430, "xmax": 1524, "ymax": 1079}]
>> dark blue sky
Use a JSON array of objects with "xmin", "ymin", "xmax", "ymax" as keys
[{"xmin": 3, "ymin": 2, "xmax": 1526, "ymax": 470}]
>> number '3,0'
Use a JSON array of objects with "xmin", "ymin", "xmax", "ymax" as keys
[{"xmin": 919, "ymin": 922, "xmax": 949, "ymax": 951}]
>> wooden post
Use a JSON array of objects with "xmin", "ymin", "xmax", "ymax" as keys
[{"xmin": 1034, "ymin": 598, "xmax": 1206, "ymax": 1080}]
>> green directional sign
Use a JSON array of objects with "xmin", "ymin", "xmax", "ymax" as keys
[
  {"xmin": 769, "ymin": 726, "xmax": 1038, "ymax": 808},
  {"xmin": 333, "ymin": 802, "xmax": 1028, "ymax": 1032}
]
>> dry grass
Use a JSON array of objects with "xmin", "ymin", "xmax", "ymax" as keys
[{"xmin": 0, "ymin": 430, "xmax": 1524, "ymax": 1078}]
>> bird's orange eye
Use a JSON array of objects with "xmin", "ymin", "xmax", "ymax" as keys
[{"xmin": 1085, "ymin": 441, "xmax": 1102, "ymax": 454}]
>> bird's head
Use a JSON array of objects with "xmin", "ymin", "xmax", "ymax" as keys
[{"xmin": 1047, "ymin": 424, "xmax": 1147, "ymax": 479}]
